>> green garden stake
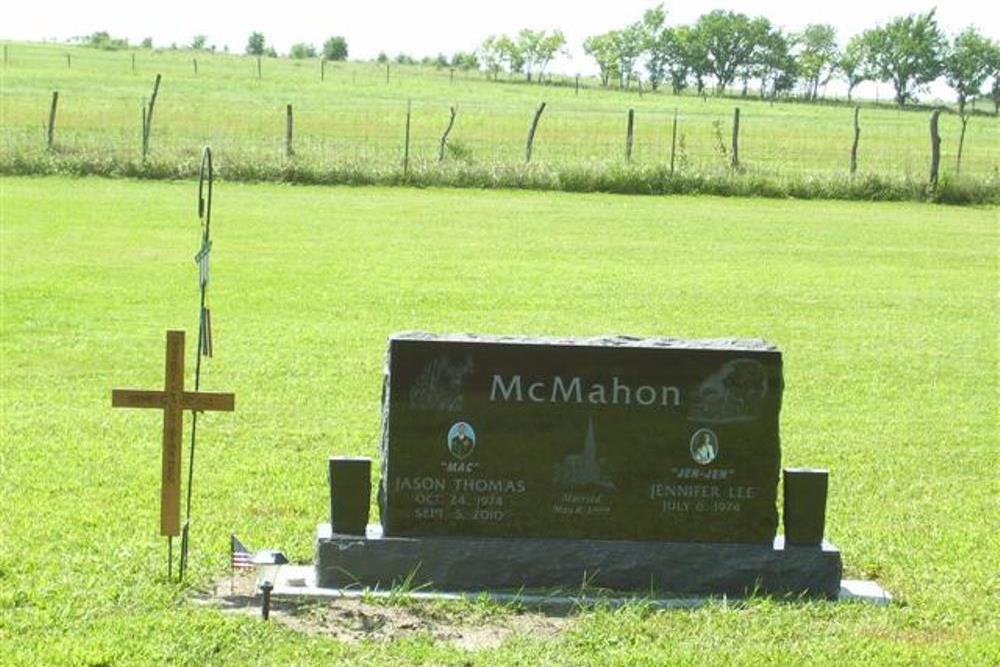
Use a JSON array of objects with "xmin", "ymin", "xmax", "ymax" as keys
[{"xmin": 179, "ymin": 146, "xmax": 217, "ymax": 580}]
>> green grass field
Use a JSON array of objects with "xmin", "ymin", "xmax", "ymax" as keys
[
  {"xmin": 2, "ymin": 41, "xmax": 999, "ymax": 181},
  {"xmin": 1, "ymin": 175, "xmax": 997, "ymax": 664}
]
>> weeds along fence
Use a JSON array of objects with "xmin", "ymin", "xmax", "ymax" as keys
[
  {"xmin": 3, "ymin": 42, "xmax": 999, "ymax": 189},
  {"xmin": 9, "ymin": 96, "xmax": 998, "ymax": 179}
]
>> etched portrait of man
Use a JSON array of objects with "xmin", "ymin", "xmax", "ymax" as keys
[{"xmin": 447, "ymin": 421, "xmax": 476, "ymax": 459}]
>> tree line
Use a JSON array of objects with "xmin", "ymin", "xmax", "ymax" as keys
[
  {"xmin": 71, "ymin": 30, "xmax": 350, "ymax": 63},
  {"xmin": 69, "ymin": 6, "xmax": 998, "ymax": 114},
  {"xmin": 245, "ymin": 32, "xmax": 348, "ymax": 62},
  {"xmin": 480, "ymin": 7, "xmax": 998, "ymax": 114}
]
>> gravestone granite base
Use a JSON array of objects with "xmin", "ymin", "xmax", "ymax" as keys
[{"xmin": 315, "ymin": 524, "xmax": 842, "ymax": 599}]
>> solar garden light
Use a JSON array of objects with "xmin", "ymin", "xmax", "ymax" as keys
[{"xmin": 254, "ymin": 550, "xmax": 289, "ymax": 620}]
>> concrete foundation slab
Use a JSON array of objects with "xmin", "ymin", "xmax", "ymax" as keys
[
  {"xmin": 315, "ymin": 523, "xmax": 843, "ymax": 599},
  {"xmin": 264, "ymin": 566, "xmax": 890, "ymax": 610}
]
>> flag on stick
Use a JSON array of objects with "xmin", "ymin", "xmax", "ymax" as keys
[{"xmin": 231, "ymin": 534, "xmax": 254, "ymax": 570}]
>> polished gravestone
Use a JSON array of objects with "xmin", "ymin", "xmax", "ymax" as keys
[
  {"xmin": 317, "ymin": 333, "xmax": 842, "ymax": 598},
  {"xmin": 379, "ymin": 333, "xmax": 783, "ymax": 543}
]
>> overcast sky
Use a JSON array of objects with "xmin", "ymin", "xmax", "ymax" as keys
[{"xmin": 3, "ymin": 1, "xmax": 998, "ymax": 99}]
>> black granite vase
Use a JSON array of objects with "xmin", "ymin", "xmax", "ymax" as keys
[
  {"xmin": 329, "ymin": 456, "xmax": 371, "ymax": 535},
  {"xmin": 783, "ymin": 468, "xmax": 828, "ymax": 546}
]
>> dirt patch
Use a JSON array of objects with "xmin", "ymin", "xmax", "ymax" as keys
[{"xmin": 197, "ymin": 574, "xmax": 570, "ymax": 650}]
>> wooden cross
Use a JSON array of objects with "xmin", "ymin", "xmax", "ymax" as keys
[{"xmin": 112, "ymin": 330, "xmax": 235, "ymax": 536}]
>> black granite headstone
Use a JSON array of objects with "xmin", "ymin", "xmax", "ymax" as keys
[{"xmin": 379, "ymin": 333, "xmax": 784, "ymax": 544}]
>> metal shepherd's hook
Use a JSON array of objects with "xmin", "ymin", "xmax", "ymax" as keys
[{"xmin": 180, "ymin": 146, "xmax": 214, "ymax": 580}]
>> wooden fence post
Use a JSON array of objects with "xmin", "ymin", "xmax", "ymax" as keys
[
  {"xmin": 955, "ymin": 114, "xmax": 969, "ymax": 176},
  {"xmin": 66, "ymin": 54, "xmax": 71, "ymax": 69},
  {"xmin": 625, "ymin": 108, "xmax": 635, "ymax": 162},
  {"xmin": 575, "ymin": 74, "xmax": 580, "ymax": 95},
  {"xmin": 46, "ymin": 91, "xmax": 59, "ymax": 150},
  {"xmin": 403, "ymin": 100, "xmax": 411, "ymax": 175},
  {"xmin": 731, "ymin": 107, "xmax": 741, "ymax": 170},
  {"xmin": 285, "ymin": 104, "xmax": 294, "ymax": 158},
  {"xmin": 439, "ymin": 105, "xmax": 457, "ymax": 162},
  {"xmin": 321, "ymin": 59, "xmax": 325, "ymax": 81},
  {"xmin": 670, "ymin": 108, "xmax": 678, "ymax": 175},
  {"xmin": 850, "ymin": 106, "xmax": 861, "ymax": 175},
  {"xmin": 193, "ymin": 58, "xmax": 198, "ymax": 75},
  {"xmin": 131, "ymin": 53, "xmax": 136, "ymax": 74},
  {"xmin": 525, "ymin": 102, "xmax": 547, "ymax": 164},
  {"xmin": 386, "ymin": 63, "xmax": 390, "ymax": 85},
  {"xmin": 256, "ymin": 56, "xmax": 262, "ymax": 80},
  {"xmin": 929, "ymin": 108, "xmax": 942, "ymax": 187},
  {"xmin": 142, "ymin": 73, "xmax": 161, "ymax": 160}
]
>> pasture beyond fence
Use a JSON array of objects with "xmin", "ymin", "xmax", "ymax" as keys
[{"xmin": 2, "ymin": 42, "xmax": 998, "ymax": 192}]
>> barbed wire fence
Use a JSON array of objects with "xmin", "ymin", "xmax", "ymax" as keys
[{"xmin": 4, "ymin": 44, "xmax": 998, "ymax": 182}]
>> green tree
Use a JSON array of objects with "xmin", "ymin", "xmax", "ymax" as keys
[
  {"xmin": 944, "ymin": 27, "xmax": 999, "ymax": 115},
  {"xmin": 516, "ymin": 29, "xmax": 543, "ymax": 81},
  {"xmin": 246, "ymin": 31, "xmax": 266, "ymax": 56},
  {"xmin": 82, "ymin": 31, "xmax": 129, "ymax": 50},
  {"xmin": 479, "ymin": 36, "xmax": 504, "ymax": 80},
  {"xmin": 865, "ymin": 10, "xmax": 946, "ymax": 106},
  {"xmin": 376, "ymin": 51, "xmax": 389, "ymax": 64},
  {"xmin": 290, "ymin": 42, "xmax": 317, "ymax": 59},
  {"xmin": 757, "ymin": 28, "xmax": 798, "ymax": 99},
  {"xmin": 797, "ymin": 24, "xmax": 838, "ymax": 100},
  {"xmin": 694, "ymin": 10, "xmax": 760, "ymax": 93},
  {"xmin": 583, "ymin": 24, "xmax": 644, "ymax": 89},
  {"xmin": 496, "ymin": 34, "xmax": 524, "ymax": 76},
  {"xmin": 451, "ymin": 51, "xmax": 479, "ymax": 71},
  {"xmin": 838, "ymin": 34, "xmax": 874, "ymax": 102},
  {"xmin": 537, "ymin": 29, "xmax": 567, "ymax": 82},
  {"xmin": 942, "ymin": 27, "xmax": 1000, "ymax": 173},
  {"xmin": 583, "ymin": 32, "xmax": 620, "ymax": 87},
  {"xmin": 516, "ymin": 29, "xmax": 566, "ymax": 82},
  {"xmin": 614, "ymin": 24, "xmax": 646, "ymax": 88},
  {"xmin": 140, "ymin": 37, "xmax": 153, "ymax": 49},
  {"xmin": 659, "ymin": 27, "xmax": 690, "ymax": 93},
  {"xmin": 735, "ymin": 16, "xmax": 776, "ymax": 96},
  {"xmin": 674, "ymin": 25, "xmax": 711, "ymax": 94},
  {"xmin": 191, "ymin": 34, "xmax": 208, "ymax": 50},
  {"xmin": 641, "ymin": 4, "xmax": 671, "ymax": 91},
  {"xmin": 323, "ymin": 36, "xmax": 348, "ymax": 61},
  {"xmin": 583, "ymin": 26, "xmax": 642, "ymax": 89}
]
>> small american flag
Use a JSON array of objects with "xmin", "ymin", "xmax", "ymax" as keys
[{"xmin": 230, "ymin": 534, "xmax": 253, "ymax": 570}]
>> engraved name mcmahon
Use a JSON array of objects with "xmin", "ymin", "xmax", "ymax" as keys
[{"xmin": 490, "ymin": 375, "xmax": 681, "ymax": 407}]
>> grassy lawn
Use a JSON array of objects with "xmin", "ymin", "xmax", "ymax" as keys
[
  {"xmin": 0, "ymin": 176, "xmax": 997, "ymax": 664},
  {"xmin": 2, "ymin": 41, "xmax": 998, "ymax": 179}
]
